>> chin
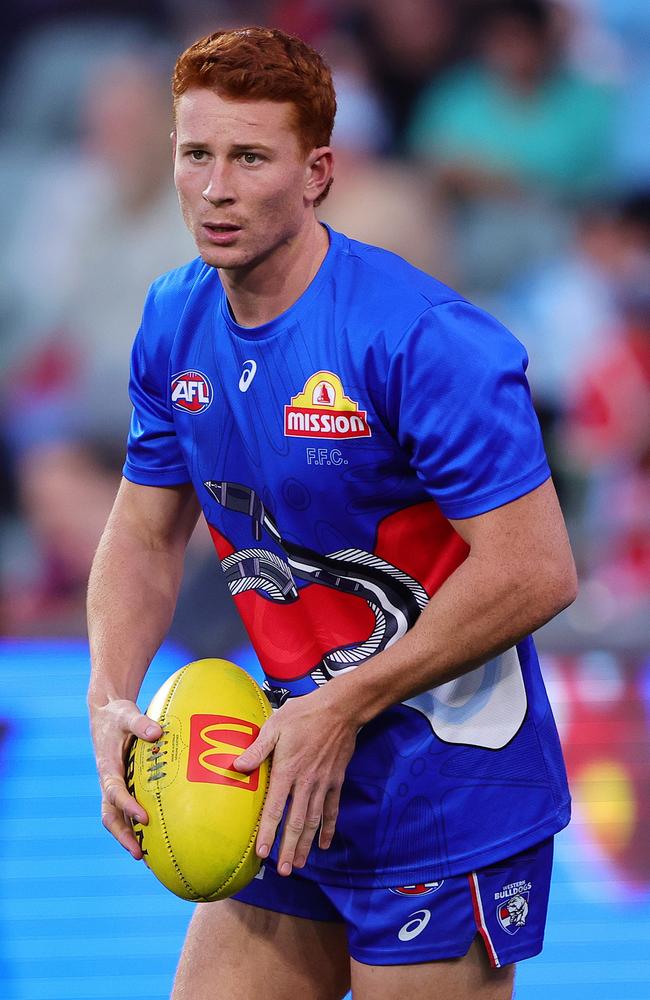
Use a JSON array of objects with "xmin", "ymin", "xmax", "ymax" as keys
[
  {"xmin": 198, "ymin": 240, "xmax": 277, "ymax": 274},
  {"xmin": 197, "ymin": 246, "xmax": 247, "ymax": 270}
]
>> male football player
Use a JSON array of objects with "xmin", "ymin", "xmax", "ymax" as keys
[{"xmin": 88, "ymin": 27, "xmax": 577, "ymax": 1000}]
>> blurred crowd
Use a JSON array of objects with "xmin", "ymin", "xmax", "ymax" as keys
[{"xmin": 0, "ymin": 0, "xmax": 648, "ymax": 653}]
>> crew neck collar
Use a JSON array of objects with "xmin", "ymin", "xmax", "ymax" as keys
[{"xmin": 219, "ymin": 224, "xmax": 341, "ymax": 341}]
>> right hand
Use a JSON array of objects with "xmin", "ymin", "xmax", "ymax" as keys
[{"xmin": 89, "ymin": 698, "xmax": 162, "ymax": 860}]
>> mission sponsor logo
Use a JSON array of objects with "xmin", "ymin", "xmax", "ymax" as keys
[
  {"xmin": 171, "ymin": 370, "xmax": 213, "ymax": 413},
  {"xmin": 186, "ymin": 713, "xmax": 260, "ymax": 790},
  {"xmin": 284, "ymin": 371, "xmax": 371, "ymax": 439}
]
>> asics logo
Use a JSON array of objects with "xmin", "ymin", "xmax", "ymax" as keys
[
  {"xmin": 239, "ymin": 360, "xmax": 257, "ymax": 392},
  {"xmin": 398, "ymin": 909, "xmax": 431, "ymax": 942}
]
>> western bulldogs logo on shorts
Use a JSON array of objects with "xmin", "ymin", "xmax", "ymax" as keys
[{"xmin": 495, "ymin": 880, "xmax": 531, "ymax": 935}]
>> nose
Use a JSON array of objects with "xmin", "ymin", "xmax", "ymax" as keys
[{"xmin": 202, "ymin": 160, "xmax": 235, "ymax": 205}]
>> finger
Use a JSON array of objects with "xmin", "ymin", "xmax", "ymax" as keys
[
  {"xmin": 233, "ymin": 722, "xmax": 277, "ymax": 772},
  {"xmin": 254, "ymin": 774, "xmax": 293, "ymax": 862},
  {"xmin": 318, "ymin": 786, "xmax": 341, "ymax": 850},
  {"xmin": 276, "ymin": 786, "xmax": 318, "ymax": 876},
  {"xmin": 102, "ymin": 802, "xmax": 144, "ymax": 860},
  {"xmin": 291, "ymin": 790, "xmax": 327, "ymax": 869},
  {"xmin": 103, "ymin": 774, "xmax": 148, "ymax": 825}
]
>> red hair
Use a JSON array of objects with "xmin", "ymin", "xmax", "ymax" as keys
[{"xmin": 172, "ymin": 27, "xmax": 336, "ymax": 156}]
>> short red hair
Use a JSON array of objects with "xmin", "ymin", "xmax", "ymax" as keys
[{"xmin": 172, "ymin": 26, "xmax": 336, "ymax": 156}]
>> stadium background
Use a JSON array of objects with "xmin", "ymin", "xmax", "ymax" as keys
[{"xmin": 0, "ymin": 1, "xmax": 648, "ymax": 997}]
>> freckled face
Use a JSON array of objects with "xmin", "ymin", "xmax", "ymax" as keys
[{"xmin": 173, "ymin": 89, "xmax": 313, "ymax": 272}]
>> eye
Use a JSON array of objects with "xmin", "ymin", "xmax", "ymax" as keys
[
  {"xmin": 239, "ymin": 152, "xmax": 262, "ymax": 165},
  {"xmin": 189, "ymin": 149, "xmax": 207, "ymax": 161}
]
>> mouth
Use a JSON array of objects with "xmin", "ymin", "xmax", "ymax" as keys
[{"xmin": 202, "ymin": 222, "xmax": 242, "ymax": 246}]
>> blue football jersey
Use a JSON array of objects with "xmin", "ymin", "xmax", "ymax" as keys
[{"xmin": 124, "ymin": 226, "xmax": 570, "ymax": 887}]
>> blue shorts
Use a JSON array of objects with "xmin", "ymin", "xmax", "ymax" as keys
[{"xmin": 233, "ymin": 837, "xmax": 554, "ymax": 967}]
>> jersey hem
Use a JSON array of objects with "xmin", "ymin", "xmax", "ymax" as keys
[
  {"xmin": 436, "ymin": 461, "xmax": 551, "ymax": 520},
  {"xmin": 122, "ymin": 463, "xmax": 192, "ymax": 486},
  {"xmin": 302, "ymin": 802, "xmax": 571, "ymax": 889}
]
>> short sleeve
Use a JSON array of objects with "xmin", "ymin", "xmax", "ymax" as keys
[
  {"xmin": 122, "ymin": 284, "xmax": 191, "ymax": 486},
  {"xmin": 385, "ymin": 300, "xmax": 550, "ymax": 519}
]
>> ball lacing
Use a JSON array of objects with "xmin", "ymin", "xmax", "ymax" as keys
[{"xmin": 145, "ymin": 725, "xmax": 169, "ymax": 781}]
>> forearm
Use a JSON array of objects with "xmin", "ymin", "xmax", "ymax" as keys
[
  {"xmin": 326, "ymin": 544, "xmax": 575, "ymax": 727},
  {"xmin": 86, "ymin": 480, "xmax": 199, "ymax": 708},
  {"xmin": 87, "ymin": 526, "xmax": 185, "ymax": 706}
]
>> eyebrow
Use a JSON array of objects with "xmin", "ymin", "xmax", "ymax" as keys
[
  {"xmin": 177, "ymin": 140, "xmax": 275, "ymax": 153},
  {"xmin": 231, "ymin": 143, "xmax": 274, "ymax": 154},
  {"xmin": 177, "ymin": 140, "xmax": 209, "ymax": 150}
]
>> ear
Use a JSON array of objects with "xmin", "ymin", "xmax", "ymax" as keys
[
  {"xmin": 171, "ymin": 129, "xmax": 177, "ymax": 164},
  {"xmin": 304, "ymin": 146, "xmax": 334, "ymax": 207}
]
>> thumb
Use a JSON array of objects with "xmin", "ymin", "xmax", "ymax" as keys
[
  {"xmin": 234, "ymin": 726, "xmax": 276, "ymax": 772},
  {"xmin": 117, "ymin": 702, "xmax": 163, "ymax": 742},
  {"xmin": 139, "ymin": 715, "xmax": 163, "ymax": 741}
]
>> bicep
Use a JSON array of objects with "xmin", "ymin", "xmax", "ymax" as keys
[
  {"xmin": 105, "ymin": 478, "xmax": 201, "ymax": 554},
  {"xmin": 449, "ymin": 479, "xmax": 576, "ymax": 594}
]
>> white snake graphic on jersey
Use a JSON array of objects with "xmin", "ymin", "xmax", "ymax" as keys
[
  {"xmin": 204, "ymin": 480, "xmax": 428, "ymax": 681},
  {"xmin": 204, "ymin": 480, "xmax": 528, "ymax": 748}
]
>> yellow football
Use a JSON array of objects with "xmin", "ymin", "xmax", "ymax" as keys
[{"xmin": 126, "ymin": 658, "xmax": 272, "ymax": 902}]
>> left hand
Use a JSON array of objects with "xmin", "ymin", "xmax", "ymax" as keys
[{"xmin": 233, "ymin": 685, "xmax": 358, "ymax": 876}]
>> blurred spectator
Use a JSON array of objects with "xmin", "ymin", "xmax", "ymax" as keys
[
  {"xmin": 325, "ymin": 32, "xmax": 392, "ymax": 152},
  {"xmin": 502, "ymin": 193, "xmax": 650, "ymax": 411},
  {"xmin": 1, "ymin": 49, "xmax": 195, "ymax": 633},
  {"xmin": 173, "ymin": 2, "xmax": 280, "ymax": 49},
  {"xmin": 553, "ymin": 0, "xmax": 624, "ymax": 86},
  {"xmin": 343, "ymin": 0, "xmax": 462, "ymax": 154},
  {"xmin": 4, "ymin": 443, "xmax": 123, "ymax": 633},
  {"xmin": 319, "ymin": 34, "xmax": 452, "ymax": 279},
  {"xmin": 410, "ymin": 0, "xmax": 614, "ymax": 198},
  {"xmin": 5, "ymin": 50, "xmax": 195, "ymax": 441},
  {"xmin": 497, "ymin": 192, "xmax": 650, "ymax": 516},
  {"xmin": 269, "ymin": 0, "xmax": 335, "ymax": 43},
  {"xmin": 0, "ymin": 21, "xmax": 174, "ymax": 313},
  {"xmin": 0, "ymin": 1, "xmax": 172, "ymax": 71},
  {"xmin": 595, "ymin": 0, "xmax": 650, "ymax": 190},
  {"xmin": 561, "ymin": 253, "xmax": 650, "ymax": 606},
  {"xmin": 0, "ymin": 18, "xmax": 170, "ymax": 148},
  {"xmin": 407, "ymin": 0, "xmax": 615, "ymax": 294},
  {"xmin": 566, "ymin": 262, "xmax": 650, "ymax": 473}
]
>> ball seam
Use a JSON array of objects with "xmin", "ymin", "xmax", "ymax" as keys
[
  {"xmin": 156, "ymin": 664, "xmax": 203, "ymax": 900},
  {"xmin": 203, "ymin": 669, "xmax": 273, "ymax": 901}
]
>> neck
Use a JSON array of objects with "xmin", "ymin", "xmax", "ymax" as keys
[{"xmin": 219, "ymin": 217, "xmax": 329, "ymax": 328}]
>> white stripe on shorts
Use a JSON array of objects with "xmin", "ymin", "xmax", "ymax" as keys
[{"xmin": 468, "ymin": 872, "xmax": 501, "ymax": 969}]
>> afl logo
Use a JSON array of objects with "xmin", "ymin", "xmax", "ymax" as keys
[
  {"xmin": 389, "ymin": 881, "xmax": 444, "ymax": 896},
  {"xmin": 171, "ymin": 370, "xmax": 213, "ymax": 413}
]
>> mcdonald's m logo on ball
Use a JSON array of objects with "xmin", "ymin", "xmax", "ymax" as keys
[{"xmin": 187, "ymin": 714, "xmax": 260, "ymax": 790}]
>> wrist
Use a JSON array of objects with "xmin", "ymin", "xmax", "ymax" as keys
[
  {"xmin": 87, "ymin": 682, "xmax": 137, "ymax": 711},
  {"xmin": 319, "ymin": 665, "xmax": 389, "ymax": 730}
]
